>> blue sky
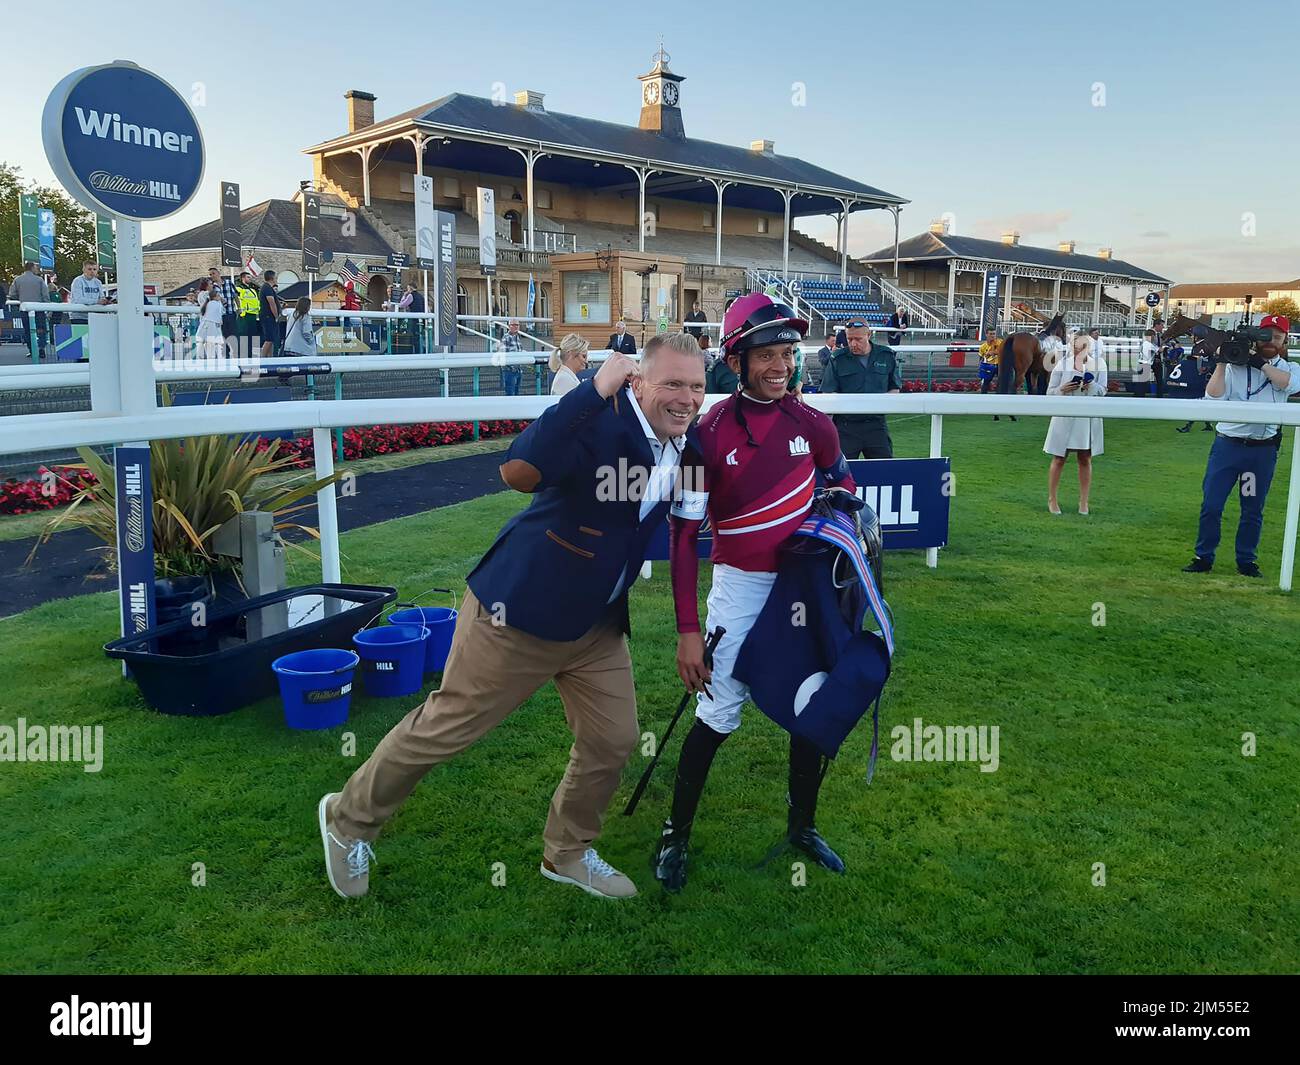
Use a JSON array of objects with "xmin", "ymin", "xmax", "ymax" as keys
[{"xmin": 10, "ymin": 0, "xmax": 1296, "ymax": 282}]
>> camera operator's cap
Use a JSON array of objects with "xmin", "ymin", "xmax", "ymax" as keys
[{"xmin": 1260, "ymin": 313, "xmax": 1291, "ymax": 334}]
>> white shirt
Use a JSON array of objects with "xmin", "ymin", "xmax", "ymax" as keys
[
  {"xmin": 1207, "ymin": 357, "xmax": 1300, "ymax": 439},
  {"xmin": 1138, "ymin": 340, "xmax": 1157, "ymax": 366},
  {"xmin": 607, "ymin": 385, "xmax": 685, "ymax": 602}
]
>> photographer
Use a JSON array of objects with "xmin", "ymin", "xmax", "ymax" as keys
[{"xmin": 1184, "ymin": 313, "xmax": 1300, "ymax": 578}]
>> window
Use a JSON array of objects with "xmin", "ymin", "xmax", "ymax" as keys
[
  {"xmin": 536, "ymin": 188, "xmax": 552, "ymax": 210},
  {"xmin": 456, "ymin": 283, "xmax": 469, "ymax": 317},
  {"xmin": 703, "ymin": 210, "xmax": 714, "ymax": 230},
  {"xmin": 757, "ymin": 217, "xmax": 769, "ymax": 234},
  {"xmin": 399, "ymin": 172, "xmax": 415, "ymax": 194},
  {"xmin": 622, "ymin": 269, "xmax": 678, "ymax": 324},
  {"xmin": 905, "ymin": 270, "xmax": 916, "ymax": 286},
  {"xmin": 564, "ymin": 269, "xmax": 611, "ymax": 323},
  {"xmin": 277, "ymin": 270, "xmax": 300, "ymax": 289},
  {"xmin": 441, "ymin": 177, "xmax": 461, "ymax": 198}
]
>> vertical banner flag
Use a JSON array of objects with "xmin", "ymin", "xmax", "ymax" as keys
[
  {"xmin": 114, "ymin": 446, "xmax": 157, "ymax": 645},
  {"xmin": 37, "ymin": 208, "xmax": 56, "ymax": 270},
  {"xmin": 477, "ymin": 186, "xmax": 496, "ymax": 276},
  {"xmin": 979, "ymin": 271, "xmax": 1003, "ymax": 339},
  {"xmin": 527, "ymin": 273, "xmax": 536, "ymax": 319},
  {"xmin": 95, "ymin": 215, "xmax": 116, "ymax": 270},
  {"xmin": 19, "ymin": 194, "xmax": 41, "ymax": 262},
  {"xmin": 435, "ymin": 210, "xmax": 457, "ymax": 349},
  {"xmin": 301, "ymin": 190, "xmax": 321, "ymax": 273},
  {"xmin": 414, "ymin": 175, "xmax": 435, "ymax": 264},
  {"xmin": 220, "ymin": 181, "xmax": 241, "ymax": 267}
]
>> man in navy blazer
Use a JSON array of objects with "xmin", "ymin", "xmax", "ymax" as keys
[
  {"xmin": 320, "ymin": 333, "xmax": 707, "ymax": 901},
  {"xmin": 608, "ymin": 320, "xmax": 638, "ymax": 355}
]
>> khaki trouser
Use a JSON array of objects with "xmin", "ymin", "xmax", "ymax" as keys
[{"xmin": 330, "ymin": 588, "xmax": 639, "ymax": 865}]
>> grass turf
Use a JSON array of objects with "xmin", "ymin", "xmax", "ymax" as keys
[{"xmin": 0, "ymin": 414, "xmax": 1296, "ymax": 974}]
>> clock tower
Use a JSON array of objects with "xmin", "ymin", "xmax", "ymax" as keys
[{"xmin": 637, "ymin": 44, "xmax": 685, "ymax": 139}]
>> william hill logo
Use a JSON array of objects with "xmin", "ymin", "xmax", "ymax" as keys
[
  {"xmin": 75, "ymin": 107, "xmax": 193, "ymax": 202},
  {"xmin": 855, "ymin": 485, "xmax": 921, "ymax": 527},
  {"xmin": 123, "ymin": 463, "xmax": 146, "ymax": 552}
]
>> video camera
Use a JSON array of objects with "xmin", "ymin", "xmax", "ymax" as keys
[{"xmin": 1188, "ymin": 295, "xmax": 1274, "ymax": 366}]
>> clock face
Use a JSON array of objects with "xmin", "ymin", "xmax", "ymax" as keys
[
  {"xmin": 643, "ymin": 81, "xmax": 660, "ymax": 105},
  {"xmin": 663, "ymin": 81, "xmax": 678, "ymax": 106}
]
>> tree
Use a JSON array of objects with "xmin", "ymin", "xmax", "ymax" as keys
[
  {"xmin": 1261, "ymin": 295, "xmax": 1299, "ymax": 321},
  {"xmin": 1, "ymin": 162, "xmax": 98, "ymax": 287}
]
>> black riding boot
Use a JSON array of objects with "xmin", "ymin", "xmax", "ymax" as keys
[
  {"xmin": 786, "ymin": 735, "xmax": 846, "ymax": 873},
  {"xmin": 653, "ymin": 720, "xmax": 728, "ymax": 893}
]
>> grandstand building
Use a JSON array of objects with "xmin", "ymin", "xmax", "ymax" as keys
[
  {"xmin": 146, "ymin": 46, "xmax": 910, "ymax": 343},
  {"xmin": 1168, "ymin": 280, "xmax": 1300, "ymax": 318},
  {"xmin": 862, "ymin": 221, "xmax": 1172, "ymax": 330}
]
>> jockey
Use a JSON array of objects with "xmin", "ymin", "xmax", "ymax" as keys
[{"xmin": 652, "ymin": 293, "xmax": 857, "ymax": 893}]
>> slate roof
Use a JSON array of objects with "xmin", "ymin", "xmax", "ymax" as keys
[
  {"xmin": 304, "ymin": 93, "xmax": 904, "ymax": 213},
  {"xmin": 862, "ymin": 231, "xmax": 1170, "ymax": 283},
  {"xmin": 1169, "ymin": 280, "xmax": 1299, "ymax": 299},
  {"xmin": 144, "ymin": 199, "xmax": 395, "ymax": 257}
]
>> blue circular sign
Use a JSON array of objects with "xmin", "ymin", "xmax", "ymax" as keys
[
  {"xmin": 1145, "ymin": 292, "xmax": 1162, "ymax": 307},
  {"xmin": 42, "ymin": 62, "xmax": 204, "ymax": 221}
]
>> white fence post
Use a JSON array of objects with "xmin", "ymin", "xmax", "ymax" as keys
[
  {"xmin": 927, "ymin": 413, "xmax": 943, "ymax": 569},
  {"xmin": 1281, "ymin": 426, "xmax": 1300, "ymax": 591},
  {"xmin": 313, "ymin": 427, "xmax": 341, "ymax": 585}
]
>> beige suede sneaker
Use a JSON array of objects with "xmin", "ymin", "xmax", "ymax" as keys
[
  {"xmin": 319, "ymin": 793, "xmax": 375, "ymax": 899},
  {"xmin": 540, "ymin": 848, "xmax": 637, "ymax": 899}
]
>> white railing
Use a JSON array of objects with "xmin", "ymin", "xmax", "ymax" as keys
[
  {"xmin": 2, "ymin": 391, "xmax": 1299, "ymax": 592},
  {"xmin": 875, "ymin": 275, "xmax": 945, "ymax": 328}
]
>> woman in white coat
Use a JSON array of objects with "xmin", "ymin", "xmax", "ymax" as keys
[
  {"xmin": 1044, "ymin": 334, "xmax": 1107, "ymax": 515},
  {"xmin": 195, "ymin": 288, "xmax": 225, "ymax": 360},
  {"xmin": 549, "ymin": 332, "xmax": 590, "ymax": 396}
]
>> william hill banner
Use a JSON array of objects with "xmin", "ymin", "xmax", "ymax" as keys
[{"xmin": 647, "ymin": 456, "xmax": 951, "ymax": 560}]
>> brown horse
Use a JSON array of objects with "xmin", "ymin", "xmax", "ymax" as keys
[{"xmin": 996, "ymin": 314, "xmax": 1062, "ymax": 396}]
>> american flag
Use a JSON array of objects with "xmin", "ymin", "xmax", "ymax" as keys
[{"xmin": 337, "ymin": 259, "xmax": 369, "ymax": 287}]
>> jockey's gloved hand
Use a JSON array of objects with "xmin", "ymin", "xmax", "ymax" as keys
[{"xmin": 818, "ymin": 485, "xmax": 864, "ymax": 514}]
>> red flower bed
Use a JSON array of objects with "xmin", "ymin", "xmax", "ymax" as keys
[
  {"xmin": 901, "ymin": 379, "xmax": 984, "ymax": 393},
  {"xmin": 0, "ymin": 466, "xmax": 98, "ymax": 516},
  {"xmin": 0, "ymin": 421, "xmax": 532, "ymax": 516},
  {"xmin": 256, "ymin": 419, "xmax": 534, "ymax": 467}
]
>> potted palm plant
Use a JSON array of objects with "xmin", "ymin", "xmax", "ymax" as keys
[{"xmin": 31, "ymin": 402, "xmax": 338, "ymax": 610}]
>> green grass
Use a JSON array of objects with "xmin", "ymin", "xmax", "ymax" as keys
[{"xmin": 0, "ymin": 415, "xmax": 1296, "ymax": 974}]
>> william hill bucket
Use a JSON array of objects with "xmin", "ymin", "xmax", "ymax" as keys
[
  {"xmin": 352, "ymin": 624, "xmax": 428, "ymax": 697},
  {"xmin": 271, "ymin": 648, "xmax": 359, "ymax": 730},
  {"xmin": 389, "ymin": 607, "xmax": 458, "ymax": 673}
]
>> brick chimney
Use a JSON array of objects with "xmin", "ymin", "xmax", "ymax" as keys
[
  {"xmin": 1057, "ymin": 240, "xmax": 1075, "ymax": 254},
  {"xmin": 514, "ymin": 90, "xmax": 546, "ymax": 113},
  {"xmin": 749, "ymin": 139, "xmax": 774, "ymax": 155},
  {"xmin": 345, "ymin": 90, "xmax": 376, "ymax": 133},
  {"xmin": 1000, "ymin": 230, "xmax": 1020, "ymax": 246},
  {"xmin": 930, "ymin": 219, "xmax": 950, "ymax": 236},
  {"xmin": 1098, "ymin": 247, "xmax": 1113, "ymax": 260}
]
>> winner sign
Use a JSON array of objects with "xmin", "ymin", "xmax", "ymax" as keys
[{"xmin": 42, "ymin": 61, "xmax": 204, "ymax": 221}]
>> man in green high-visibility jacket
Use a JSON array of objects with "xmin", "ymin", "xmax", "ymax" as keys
[{"xmin": 818, "ymin": 319, "xmax": 902, "ymax": 458}]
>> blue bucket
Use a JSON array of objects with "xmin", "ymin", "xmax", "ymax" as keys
[
  {"xmin": 352, "ymin": 624, "xmax": 428, "ymax": 697},
  {"xmin": 390, "ymin": 607, "xmax": 458, "ymax": 673},
  {"xmin": 271, "ymin": 648, "xmax": 359, "ymax": 730}
]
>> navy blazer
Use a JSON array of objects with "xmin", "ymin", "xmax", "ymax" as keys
[
  {"xmin": 467, "ymin": 380, "xmax": 699, "ymax": 642},
  {"xmin": 608, "ymin": 332, "xmax": 637, "ymax": 355}
]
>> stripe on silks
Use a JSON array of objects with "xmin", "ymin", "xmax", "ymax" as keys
[
  {"xmin": 793, "ymin": 511, "xmax": 894, "ymax": 656},
  {"xmin": 733, "ymin": 522, "xmax": 893, "ymax": 774}
]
